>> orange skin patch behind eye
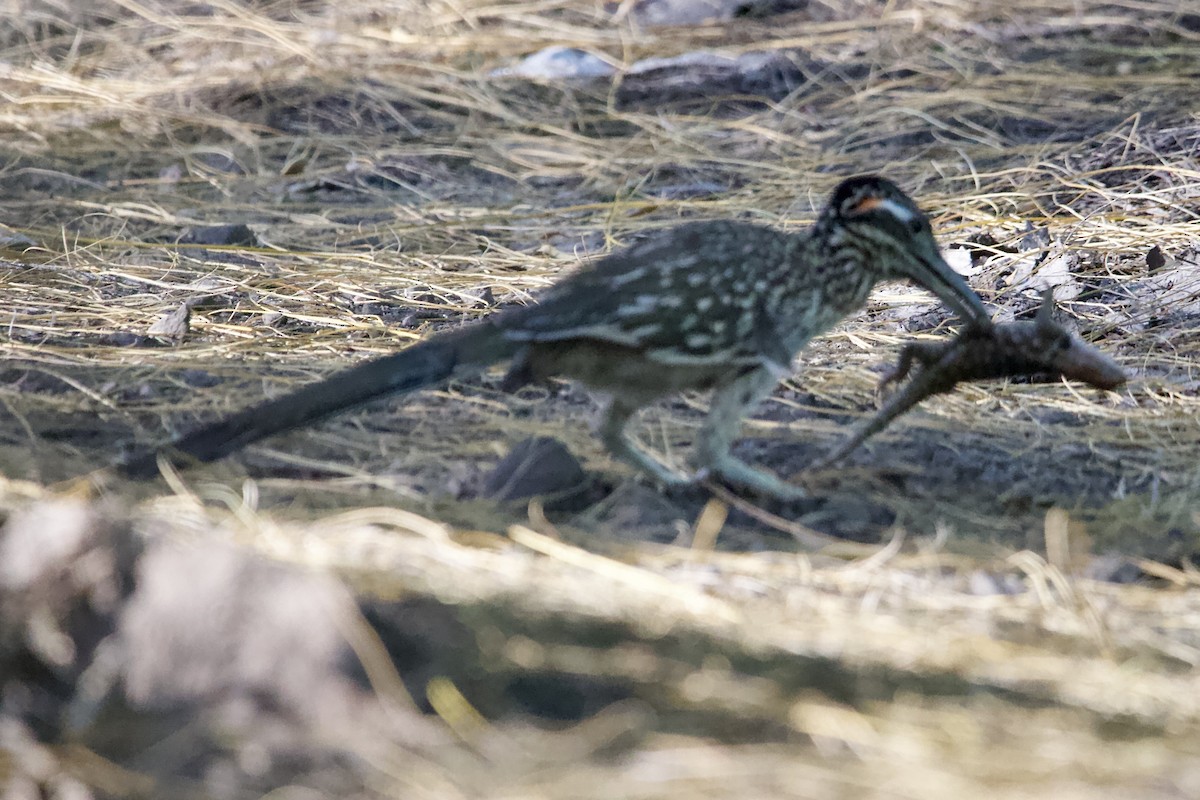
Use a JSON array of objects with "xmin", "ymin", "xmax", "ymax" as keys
[{"xmin": 848, "ymin": 195, "xmax": 884, "ymax": 215}]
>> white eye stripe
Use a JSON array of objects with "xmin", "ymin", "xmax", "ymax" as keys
[{"xmin": 875, "ymin": 197, "xmax": 917, "ymax": 223}]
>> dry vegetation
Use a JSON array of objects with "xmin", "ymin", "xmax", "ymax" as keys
[{"xmin": 2, "ymin": 0, "xmax": 1200, "ymax": 797}]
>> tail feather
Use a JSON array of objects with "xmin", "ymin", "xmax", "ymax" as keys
[{"xmin": 119, "ymin": 323, "xmax": 518, "ymax": 478}]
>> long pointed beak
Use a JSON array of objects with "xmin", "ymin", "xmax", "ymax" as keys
[{"xmin": 916, "ymin": 252, "xmax": 991, "ymax": 329}]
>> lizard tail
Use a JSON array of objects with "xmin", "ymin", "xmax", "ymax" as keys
[{"xmin": 119, "ymin": 323, "xmax": 520, "ymax": 478}]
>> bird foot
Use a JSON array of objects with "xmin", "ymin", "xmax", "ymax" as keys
[
  {"xmin": 626, "ymin": 460, "xmax": 696, "ymax": 492},
  {"xmin": 695, "ymin": 463, "xmax": 808, "ymax": 502}
]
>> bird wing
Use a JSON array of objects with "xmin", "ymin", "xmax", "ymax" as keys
[{"xmin": 501, "ymin": 222, "xmax": 797, "ymax": 368}]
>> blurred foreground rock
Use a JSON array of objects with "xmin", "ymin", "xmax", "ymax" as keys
[{"xmin": 0, "ymin": 499, "xmax": 449, "ymax": 798}]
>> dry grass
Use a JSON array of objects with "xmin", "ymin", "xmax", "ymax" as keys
[{"xmin": 3, "ymin": 0, "xmax": 1200, "ymax": 796}]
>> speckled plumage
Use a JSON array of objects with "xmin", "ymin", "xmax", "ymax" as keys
[{"xmin": 121, "ymin": 176, "xmax": 990, "ymax": 498}]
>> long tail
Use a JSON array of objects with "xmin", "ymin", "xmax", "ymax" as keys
[{"xmin": 119, "ymin": 323, "xmax": 520, "ymax": 478}]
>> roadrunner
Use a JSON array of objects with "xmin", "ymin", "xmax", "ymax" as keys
[{"xmin": 120, "ymin": 175, "xmax": 991, "ymax": 498}]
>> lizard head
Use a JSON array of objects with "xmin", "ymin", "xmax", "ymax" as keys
[{"xmin": 1029, "ymin": 289, "xmax": 1127, "ymax": 391}]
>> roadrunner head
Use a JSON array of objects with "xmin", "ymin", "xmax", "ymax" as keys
[{"xmin": 826, "ymin": 175, "xmax": 992, "ymax": 329}]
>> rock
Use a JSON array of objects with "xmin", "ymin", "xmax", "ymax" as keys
[
  {"xmin": 0, "ymin": 226, "xmax": 39, "ymax": 252},
  {"xmin": 483, "ymin": 436, "xmax": 588, "ymax": 502},
  {"xmin": 181, "ymin": 223, "xmax": 259, "ymax": 247},
  {"xmin": 616, "ymin": 50, "xmax": 807, "ymax": 109},
  {"xmin": 0, "ymin": 500, "xmax": 143, "ymax": 739},
  {"xmin": 492, "ymin": 46, "xmax": 616, "ymax": 80},
  {"xmin": 116, "ymin": 541, "xmax": 358, "ymax": 716},
  {"xmin": 1146, "ymin": 244, "xmax": 1167, "ymax": 272},
  {"xmin": 146, "ymin": 302, "xmax": 191, "ymax": 341},
  {"xmin": 492, "ymin": 46, "xmax": 809, "ymax": 111}
]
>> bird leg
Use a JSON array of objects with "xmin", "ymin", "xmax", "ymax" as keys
[
  {"xmin": 695, "ymin": 368, "xmax": 808, "ymax": 500},
  {"xmin": 597, "ymin": 397, "xmax": 693, "ymax": 489}
]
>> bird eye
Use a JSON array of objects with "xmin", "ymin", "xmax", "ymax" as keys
[{"xmin": 908, "ymin": 218, "xmax": 926, "ymax": 236}]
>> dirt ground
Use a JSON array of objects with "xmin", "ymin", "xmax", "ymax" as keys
[{"xmin": 2, "ymin": 0, "xmax": 1200, "ymax": 797}]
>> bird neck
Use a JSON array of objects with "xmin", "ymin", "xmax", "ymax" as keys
[
  {"xmin": 741, "ymin": 222, "xmax": 878, "ymax": 358},
  {"xmin": 798, "ymin": 217, "xmax": 879, "ymax": 316}
]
